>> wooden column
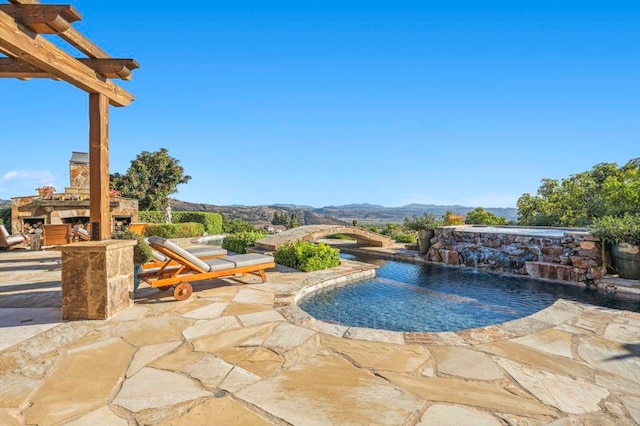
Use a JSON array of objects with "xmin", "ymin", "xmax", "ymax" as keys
[{"xmin": 89, "ymin": 92, "xmax": 110, "ymax": 240}]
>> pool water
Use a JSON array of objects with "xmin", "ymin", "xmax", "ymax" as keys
[{"xmin": 299, "ymin": 254, "xmax": 640, "ymax": 332}]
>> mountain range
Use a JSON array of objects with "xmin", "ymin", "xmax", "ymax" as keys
[
  {"xmin": 170, "ymin": 200, "xmax": 518, "ymax": 225},
  {"xmin": 0, "ymin": 198, "xmax": 518, "ymax": 225}
]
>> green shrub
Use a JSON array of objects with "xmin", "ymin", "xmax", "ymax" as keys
[
  {"xmin": 394, "ymin": 233, "xmax": 416, "ymax": 243},
  {"xmin": 222, "ymin": 230, "xmax": 266, "ymax": 254},
  {"xmin": 403, "ymin": 213, "xmax": 442, "ymax": 231},
  {"xmin": 380, "ymin": 223, "xmax": 401, "ymax": 236},
  {"xmin": 361, "ymin": 224, "xmax": 380, "ymax": 233},
  {"xmin": 144, "ymin": 222, "xmax": 204, "ymax": 238},
  {"xmin": 325, "ymin": 233, "xmax": 356, "ymax": 240},
  {"xmin": 143, "ymin": 223, "xmax": 177, "ymax": 238},
  {"xmin": 111, "ymin": 230, "xmax": 153, "ymax": 264},
  {"xmin": 274, "ymin": 241, "xmax": 340, "ymax": 272},
  {"xmin": 139, "ymin": 211, "xmax": 223, "ymax": 234},
  {"xmin": 139, "ymin": 211, "xmax": 165, "ymax": 223},
  {"xmin": 0, "ymin": 207, "xmax": 10, "ymax": 230},
  {"xmin": 222, "ymin": 218, "xmax": 256, "ymax": 234},
  {"xmin": 590, "ymin": 214, "xmax": 640, "ymax": 246},
  {"xmin": 175, "ymin": 222, "xmax": 205, "ymax": 238},
  {"xmin": 173, "ymin": 212, "xmax": 222, "ymax": 234}
]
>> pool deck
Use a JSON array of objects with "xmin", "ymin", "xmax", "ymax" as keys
[{"xmin": 1, "ymin": 243, "xmax": 639, "ymax": 425}]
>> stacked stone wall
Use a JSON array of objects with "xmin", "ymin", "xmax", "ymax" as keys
[{"xmin": 427, "ymin": 227, "xmax": 603, "ymax": 283}]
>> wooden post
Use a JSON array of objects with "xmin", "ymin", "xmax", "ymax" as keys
[{"xmin": 89, "ymin": 92, "xmax": 110, "ymax": 240}]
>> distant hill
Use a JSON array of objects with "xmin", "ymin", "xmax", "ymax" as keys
[
  {"xmin": 170, "ymin": 199, "xmax": 518, "ymax": 225},
  {"xmin": 0, "ymin": 197, "xmax": 517, "ymax": 225}
]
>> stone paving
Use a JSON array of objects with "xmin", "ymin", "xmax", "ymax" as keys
[{"xmin": 0, "ymin": 245, "xmax": 639, "ymax": 425}]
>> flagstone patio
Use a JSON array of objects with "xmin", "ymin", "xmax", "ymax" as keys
[{"xmin": 0, "ymin": 246, "xmax": 639, "ymax": 425}]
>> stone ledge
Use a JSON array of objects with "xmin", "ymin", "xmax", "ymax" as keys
[{"xmin": 56, "ymin": 239, "xmax": 136, "ymax": 253}]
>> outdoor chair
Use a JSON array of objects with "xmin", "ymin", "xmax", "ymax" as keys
[
  {"xmin": 0, "ymin": 225, "xmax": 29, "ymax": 250},
  {"xmin": 128, "ymin": 222, "xmax": 146, "ymax": 236},
  {"xmin": 72, "ymin": 226, "xmax": 91, "ymax": 242},
  {"xmin": 143, "ymin": 243, "xmax": 228, "ymax": 269},
  {"xmin": 140, "ymin": 236, "xmax": 275, "ymax": 300}
]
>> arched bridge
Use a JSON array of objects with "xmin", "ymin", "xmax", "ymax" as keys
[{"xmin": 254, "ymin": 225, "xmax": 395, "ymax": 252}]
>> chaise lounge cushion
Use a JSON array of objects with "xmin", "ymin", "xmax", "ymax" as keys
[
  {"xmin": 0, "ymin": 225, "xmax": 27, "ymax": 249},
  {"xmin": 202, "ymin": 258, "xmax": 237, "ymax": 272},
  {"xmin": 185, "ymin": 246, "xmax": 227, "ymax": 257},
  {"xmin": 148, "ymin": 236, "xmax": 274, "ymax": 273},
  {"xmin": 201, "ymin": 254, "xmax": 275, "ymax": 272},
  {"xmin": 147, "ymin": 236, "xmax": 212, "ymax": 271},
  {"xmin": 146, "ymin": 237, "xmax": 227, "ymax": 263}
]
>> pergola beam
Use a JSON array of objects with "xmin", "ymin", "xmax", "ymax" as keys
[
  {"xmin": 0, "ymin": 4, "xmax": 81, "ymax": 33},
  {"xmin": 0, "ymin": 57, "xmax": 139, "ymax": 79},
  {"xmin": 8, "ymin": 0, "xmax": 110, "ymax": 59},
  {"xmin": 0, "ymin": 9, "xmax": 133, "ymax": 106}
]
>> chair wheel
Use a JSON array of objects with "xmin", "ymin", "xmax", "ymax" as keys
[
  {"xmin": 157, "ymin": 285, "xmax": 172, "ymax": 292},
  {"xmin": 173, "ymin": 283, "xmax": 193, "ymax": 301}
]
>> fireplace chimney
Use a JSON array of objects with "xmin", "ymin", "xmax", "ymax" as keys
[{"xmin": 68, "ymin": 151, "xmax": 90, "ymax": 193}]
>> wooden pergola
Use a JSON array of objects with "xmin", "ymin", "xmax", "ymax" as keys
[{"xmin": 0, "ymin": 0, "xmax": 138, "ymax": 240}]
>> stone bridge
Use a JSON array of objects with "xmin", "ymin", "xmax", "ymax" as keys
[{"xmin": 254, "ymin": 225, "xmax": 395, "ymax": 252}]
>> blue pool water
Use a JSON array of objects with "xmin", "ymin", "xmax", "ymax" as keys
[{"xmin": 300, "ymin": 254, "xmax": 640, "ymax": 332}]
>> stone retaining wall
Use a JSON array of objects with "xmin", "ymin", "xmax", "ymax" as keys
[{"xmin": 427, "ymin": 226, "xmax": 604, "ymax": 283}]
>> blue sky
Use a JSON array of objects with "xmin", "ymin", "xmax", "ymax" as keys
[{"xmin": 1, "ymin": 1, "xmax": 638, "ymax": 208}]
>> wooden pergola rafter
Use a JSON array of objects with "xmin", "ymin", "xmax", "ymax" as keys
[{"xmin": 0, "ymin": 0, "xmax": 138, "ymax": 240}]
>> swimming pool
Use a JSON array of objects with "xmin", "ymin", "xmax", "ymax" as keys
[{"xmin": 300, "ymin": 254, "xmax": 640, "ymax": 332}]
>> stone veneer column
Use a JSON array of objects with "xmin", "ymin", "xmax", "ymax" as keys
[{"xmin": 58, "ymin": 240, "xmax": 136, "ymax": 320}]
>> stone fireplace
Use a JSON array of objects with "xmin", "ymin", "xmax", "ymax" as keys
[{"xmin": 10, "ymin": 152, "xmax": 139, "ymax": 235}]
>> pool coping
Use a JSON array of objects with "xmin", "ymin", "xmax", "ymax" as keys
[{"xmin": 276, "ymin": 257, "xmax": 640, "ymax": 346}]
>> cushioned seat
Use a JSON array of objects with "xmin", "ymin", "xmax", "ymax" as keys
[
  {"xmin": 141, "ymin": 236, "xmax": 276, "ymax": 300},
  {"xmin": 0, "ymin": 225, "xmax": 28, "ymax": 249},
  {"xmin": 143, "ymin": 238, "xmax": 227, "ymax": 270}
]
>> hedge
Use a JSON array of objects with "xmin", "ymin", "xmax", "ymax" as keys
[
  {"xmin": 143, "ymin": 222, "xmax": 204, "ymax": 238},
  {"xmin": 221, "ymin": 230, "xmax": 265, "ymax": 254},
  {"xmin": 139, "ymin": 211, "xmax": 164, "ymax": 223},
  {"xmin": 138, "ymin": 211, "xmax": 223, "ymax": 234},
  {"xmin": 274, "ymin": 241, "xmax": 340, "ymax": 272}
]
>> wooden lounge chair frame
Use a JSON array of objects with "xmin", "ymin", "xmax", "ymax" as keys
[
  {"xmin": 128, "ymin": 222, "xmax": 146, "ymax": 236},
  {"xmin": 141, "ymin": 237, "xmax": 275, "ymax": 300}
]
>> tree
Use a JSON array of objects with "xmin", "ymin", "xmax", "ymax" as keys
[
  {"xmin": 111, "ymin": 148, "xmax": 191, "ymax": 211},
  {"xmin": 517, "ymin": 158, "xmax": 640, "ymax": 226},
  {"xmin": 443, "ymin": 210, "xmax": 464, "ymax": 225},
  {"xmin": 272, "ymin": 211, "xmax": 289, "ymax": 226},
  {"xmin": 288, "ymin": 212, "xmax": 300, "ymax": 229},
  {"xmin": 222, "ymin": 218, "xmax": 255, "ymax": 234},
  {"xmin": 465, "ymin": 207, "xmax": 508, "ymax": 225}
]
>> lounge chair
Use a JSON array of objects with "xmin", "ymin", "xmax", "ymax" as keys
[
  {"xmin": 143, "ymin": 243, "xmax": 227, "ymax": 269},
  {"xmin": 141, "ymin": 236, "xmax": 276, "ymax": 300},
  {"xmin": 128, "ymin": 222, "xmax": 146, "ymax": 236},
  {"xmin": 72, "ymin": 226, "xmax": 91, "ymax": 242},
  {"xmin": 0, "ymin": 225, "xmax": 29, "ymax": 250}
]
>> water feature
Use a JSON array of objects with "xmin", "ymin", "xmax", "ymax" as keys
[{"xmin": 300, "ymin": 253, "xmax": 640, "ymax": 333}]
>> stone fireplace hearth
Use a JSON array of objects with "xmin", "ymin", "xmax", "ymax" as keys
[{"xmin": 10, "ymin": 152, "xmax": 138, "ymax": 235}]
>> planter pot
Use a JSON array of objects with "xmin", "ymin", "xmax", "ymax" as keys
[
  {"xmin": 417, "ymin": 229, "xmax": 434, "ymax": 255},
  {"xmin": 611, "ymin": 243, "xmax": 640, "ymax": 280}
]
